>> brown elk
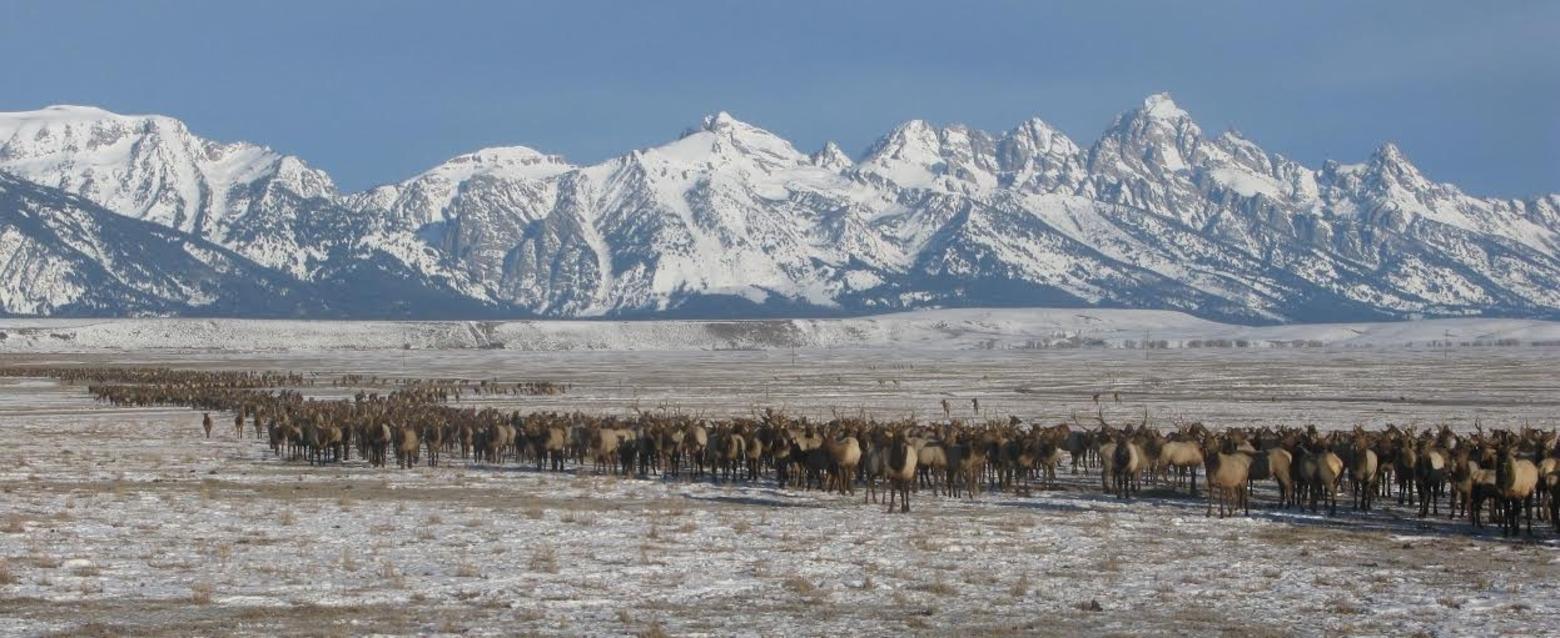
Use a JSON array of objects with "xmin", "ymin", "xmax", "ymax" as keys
[
  {"xmin": 821, "ymin": 434, "xmax": 862, "ymax": 495},
  {"xmin": 1348, "ymin": 436, "xmax": 1380, "ymax": 511},
  {"xmin": 1203, "ymin": 437, "xmax": 1252, "ymax": 518},
  {"xmin": 1110, "ymin": 433, "xmax": 1146, "ymax": 499},
  {"xmin": 1155, "ymin": 439, "xmax": 1204, "ymax": 495},
  {"xmin": 1415, "ymin": 439, "xmax": 1449, "ymax": 517},
  {"xmin": 1493, "ymin": 446, "xmax": 1539, "ymax": 537},
  {"xmin": 884, "ymin": 431, "xmax": 918, "ymax": 513},
  {"xmin": 396, "ymin": 425, "xmax": 421, "ymax": 469}
]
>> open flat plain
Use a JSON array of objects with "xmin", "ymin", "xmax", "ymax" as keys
[{"xmin": 2, "ymin": 345, "xmax": 1558, "ymax": 636}]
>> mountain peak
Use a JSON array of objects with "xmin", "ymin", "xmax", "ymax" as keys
[
  {"xmin": 697, "ymin": 110, "xmax": 775, "ymax": 137},
  {"xmin": 700, "ymin": 110, "xmax": 739, "ymax": 130},
  {"xmin": 1368, "ymin": 142, "xmax": 1424, "ymax": 179},
  {"xmin": 1140, "ymin": 92, "xmax": 1188, "ymax": 120},
  {"xmin": 811, "ymin": 141, "xmax": 854, "ymax": 170},
  {"xmin": 1373, "ymin": 141, "xmax": 1406, "ymax": 162}
]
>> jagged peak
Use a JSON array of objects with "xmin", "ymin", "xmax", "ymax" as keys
[
  {"xmin": 811, "ymin": 141, "xmax": 854, "ymax": 170},
  {"xmin": 1141, "ymin": 92, "xmax": 1189, "ymax": 120},
  {"xmin": 1367, "ymin": 142, "xmax": 1426, "ymax": 181},
  {"xmin": 863, "ymin": 119, "xmax": 946, "ymax": 161},
  {"xmin": 1005, "ymin": 117, "xmax": 1081, "ymax": 153},
  {"xmin": 1096, "ymin": 92, "xmax": 1203, "ymax": 151},
  {"xmin": 1373, "ymin": 142, "xmax": 1407, "ymax": 163},
  {"xmin": 700, "ymin": 110, "xmax": 740, "ymax": 131},
  {"xmin": 682, "ymin": 110, "xmax": 783, "ymax": 142}
]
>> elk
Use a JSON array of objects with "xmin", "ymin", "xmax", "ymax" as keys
[
  {"xmin": 1203, "ymin": 437, "xmax": 1252, "ymax": 518},
  {"xmin": 1349, "ymin": 436, "xmax": 1380, "ymax": 511},
  {"xmin": 1415, "ymin": 440, "xmax": 1449, "ymax": 517},
  {"xmin": 1392, "ymin": 437, "xmax": 1417, "ymax": 505},
  {"xmin": 1447, "ymin": 447, "xmax": 1492, "ymax": 521},
  {"xmin": 681, "ymin": 423, "xmax": 710, "ymax": 478},
  {"xmin": 742, "ymin": 427, "xmax": 765, "ymax": 482},
  {"xmin": 915, "ymin": 440, "xmax": 950, "ymax": 495},
  {"xmin": 395, "ymin": 425, "xmax": 421, "ymax": 469},
  {"xmin": 1110, "ymin": 433, "xmax": 1146, "ymax": 499},
  {"xmin": 365, "ymin": 421, "xmax": 392, "ymax": 468},
  {"xmin": 1316, "ymin": 445, "xmax": 1345, "ymax": 516},
  {"xmin": 1549, "ymin": 462, "xmax": 1560, "ymax": 533},
  {"xmin": 201, "ymin": 413, "xmax": 213, "ymax": 439},
  {"xmin": 861, "ymin": 435, "xmax": 889, "ymax": 504},
  {"xmin": 1155, "ymin": 440, "xmax": 1204, "ymax": 495},
  {"xmin": 423, "ymin": 422, "xmax": 445, "ymax": 467},
  {"xmin": 884, "ymin": 431, "xmax": 918, "ymax": 513},
  {"xmin": 1493, "ymin": 446, "xmax": 1539, "ymax": 537},
  {"xmin": 1064, "ymin": 426, "xmax": 1093, "ymax": 474},
  {"xmin": 948, "ymin": 434, "xmax": 985, "ymax": 499},
  {"xmin": 1290, "ymin": 443, "xmax": 1321, "ymax": 512},
  {"xmin": 1246, "ymin": 446, "xmax": 1293, "ymax": 509},
  {"xmin": 714, "ymin": 427, "xmax": 748, "ymax": 483},
  {"xmin": 821, "ymin": 434, "xmax": 862, "ymax": 495}
]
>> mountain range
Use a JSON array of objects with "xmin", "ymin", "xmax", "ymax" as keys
[{"xmin": 1, "ymin": 95, "xmax": 1556, "ymax": 322}]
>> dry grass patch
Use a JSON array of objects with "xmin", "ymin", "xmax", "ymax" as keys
[
  {"xmin": 636, "ymin": 622, "xmax": 671, "ymax": 638},
  {"xmin": 190, "ymin": 581, "xmax": 215, "ymax": 604},
  {"xmin": 530, "ymin": 546, "xmax": 559, "ymax": 574},
  {"xmin": 1009, "ymin": 573, "xmax": 1030, "ymax": 598},
  {"xmin": 912, "ymin": 577, "xmax": 957, "ymax": 596},
  {"xmin": 1326, "ymin": 597, "xmax": 1364, "ymax": 615},
  {"xmin": 0, "ymin": 559, "xmax": 18, "ymax": 585},
  {"xmin": 379, "ymin": 559, "xmax": 407, "ymax": 589},
  {"xmin": 0, "ymin": 515, "xmax": 26, "ymax": 534},
  {"xmin": 781, "ymin": 574, "xmax": 817, "ymax": 596}
]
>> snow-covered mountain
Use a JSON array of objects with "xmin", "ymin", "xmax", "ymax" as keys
[
  {"xmin": 0, "ymin": 173, "xmax": 325, "ymax": 316},
  {"xmin": 1, "ymin": 96, "xmax": 1556, "ymax": 322}
]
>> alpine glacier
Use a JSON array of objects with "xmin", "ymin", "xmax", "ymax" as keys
[{"xmin": 1, "ymin": 95, "xmax": 1556, "ymax": 321}]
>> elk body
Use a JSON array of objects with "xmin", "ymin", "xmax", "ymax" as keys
[
  {"xmin": 884, "ymin": 433, "xmax": 918, "ymax": 513},
  {"xmin": 1415, "ymin": 442, "xmax": 1449, "ymax": 517},
  {"xmin": 1348, "ymin": 439, "xmax": 1380, "ymax": 511},
  {"xmin": 1204, "ymin": 442, "xmax": 1252, "ymax": 518},
  {"xmin": 1155, "ymin": 440, "xmax": 1204, "ymax": 495},
  {"xmin": 1110, "ymin": 435, "xmax": 1146, "ymax": 499},
  {"xmin": 1493, "ymin": 447, "xmax": 1539, "ymax": 537}
]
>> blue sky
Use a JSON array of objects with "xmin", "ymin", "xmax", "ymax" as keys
[{"xmin": 2, "ymin": 1, "xmax": 1555, "ymax": 196}]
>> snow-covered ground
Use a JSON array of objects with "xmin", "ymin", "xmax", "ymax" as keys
[
  {"xmin": 1, "ymin": 345, "xmax": 1557, "ymax": 636},
  {"xmin": 3, "ymin": 308, "xmax": 1559, "ymax": 353}
]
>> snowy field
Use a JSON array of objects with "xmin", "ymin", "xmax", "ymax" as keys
[
  {"xmin": 2, "ymin": 339, "xmax": 1559, "ymax": 636},
  {"xmin": 3, "ymin": 308, "xmax": 1560, "ymax": 353}
]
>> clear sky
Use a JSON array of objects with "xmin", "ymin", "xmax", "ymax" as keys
[{"xmin": 2, "ymin": 1, "xmax": 1555, "ymax": 196}]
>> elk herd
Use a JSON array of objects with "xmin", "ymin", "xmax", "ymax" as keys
[{"xmin": 4, "ymin": 365, "xmax": 1559, "ymax": 537}]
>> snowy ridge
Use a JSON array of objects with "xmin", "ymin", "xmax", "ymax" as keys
[
  {"xmin": 2, "ymin": 308, "xmax": 1557, "ymax": 353},
  {"xmin": 1, "ymin": 95, "xmax": 1558, "ymax": 322}
]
